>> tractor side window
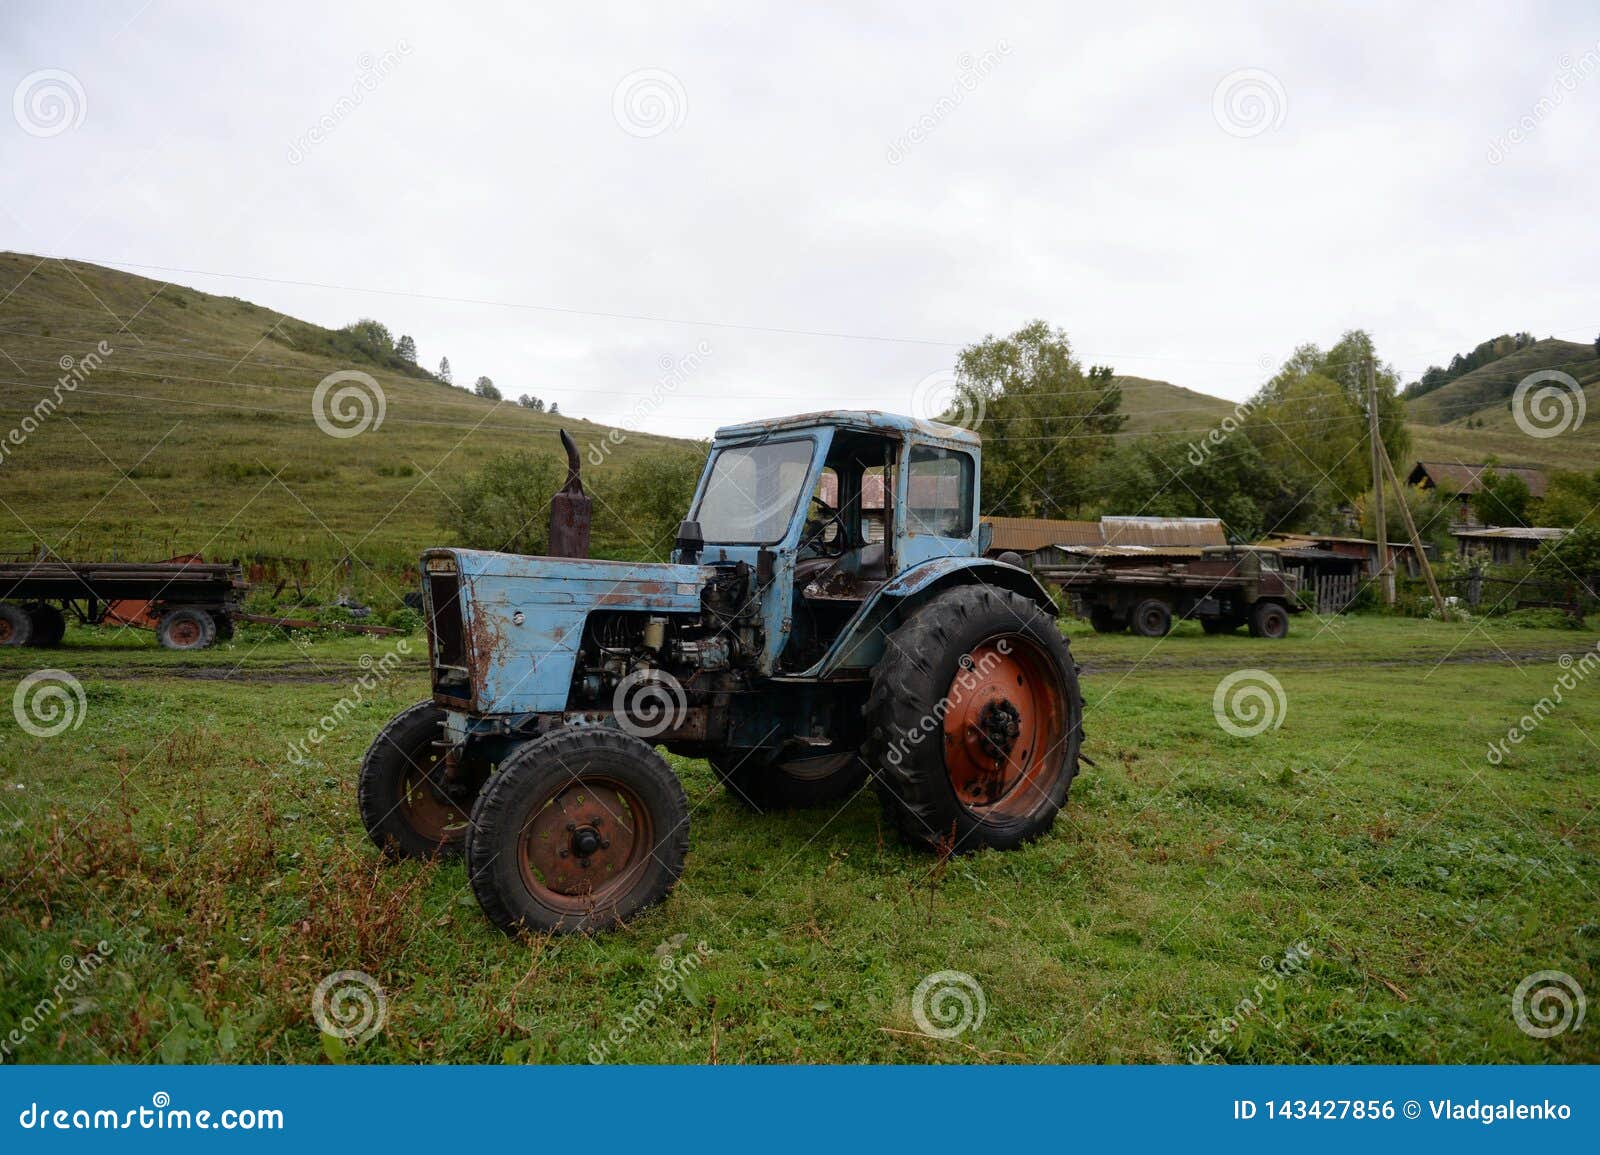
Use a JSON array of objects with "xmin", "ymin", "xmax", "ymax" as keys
[
  {"xmin": 906, "ymin": 447, "xmax": 973, "ymax": 537},
  {"xmin": 861, "ymin": 466, "xmax": 886, "ymax": 544}
]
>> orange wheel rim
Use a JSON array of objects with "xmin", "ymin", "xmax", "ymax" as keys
[
  {"xmin": 941, "ymin": 636, "xmax": 1065, "ymax": 819},
  {"xmin": 518, "ymin": 777, "xmax": 653, "ymax": 914},
  {"xmin": 399, "ymin": 760, "xmax": 469, "ymax": 844}
]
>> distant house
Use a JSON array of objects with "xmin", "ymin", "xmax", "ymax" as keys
[
  {"xmin": 985, "ymin": 515, "xmax": 1226, "ymax": 567},
  {"xmin": 1261, "ymin": 532, "xmax": 1433, "ymax": 581},
  {"xmin": 1451, "ymin": 526, "xmax": 1566, "ymax": 567},
  {"xmin": 1407, "ymin": 461, "xmax": 1548, "ymax": 526}
]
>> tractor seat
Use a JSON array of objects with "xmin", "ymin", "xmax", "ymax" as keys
[{"xmin": 857, "ymin": 542, "xmax": 888, "ymax": 582}]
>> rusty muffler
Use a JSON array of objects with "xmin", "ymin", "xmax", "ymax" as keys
[{"xmin": 548, "ymin": 429, "xmax": 593, "ymax": 558}]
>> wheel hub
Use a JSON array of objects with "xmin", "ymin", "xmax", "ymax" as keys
[
  {"xmin": 522, "ymin": 783, "xmax": 640, "ymax": 898},
  {"xmin": 976, "ymin": 699, "xmax": 1022, "ymax": 761},
  {"xmin": 941, "ymin": 638, "xmax": 1065, "ymax": 813}
]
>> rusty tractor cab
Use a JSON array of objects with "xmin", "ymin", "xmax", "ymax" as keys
[{"xmin": 359, "ymin": 412, "xmax": 1084, "ymax": 935}]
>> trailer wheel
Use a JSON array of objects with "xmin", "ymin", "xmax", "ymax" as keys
[
  {"xmin": 710, "ymin": 747, "xmax": 867, "ymax": 811},
  {"xmin": 1249, "ymin": 600, "xmax": 1290, "ymax": 639},
  {"xmin": 359, "ymin": 701, "xmax": 475, "ymax": 859},
  {"xmin": 865, "ymin": 584, "xmax": 1083, "ymax": 854},
  {"xmin": 156, "ymin": 607, "xmax": 217, "ymax": 650},
  {"xmin": 0, "ymin": 602, "xmax": 33, "ymax": 646},
  {"xmin": 1088, "ymin": 605, "xmax": 1124, "ymax": 633},
  {"xmin": 466, "ymin": 728, "xmax": 689, "ymax": 935},
  {"xmin": 1130, "ymin": 598, "xmax": 1173, "ymax": 638},
  {"xmin": 25, "ymin": 605, "xmax": 66, "ymax": 647}
]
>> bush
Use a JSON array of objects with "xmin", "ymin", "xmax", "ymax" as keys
[
  {"xmin": 445, "ymin": 450, "xmax": 561, "ymax": 555},
  {"xmin": 1495, "ymin": 607, "xmax": 1582, "ymax": 630},
  {"xmin": 385, "ymin": 607, "xmax": 424, "ymax": 633}
]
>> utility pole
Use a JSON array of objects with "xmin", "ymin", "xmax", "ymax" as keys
[
  {"xmin": 1367, "ymin": 356, "xmax": 1394, "ymax": 605},
  {"xmin": 1380, "ymin": 445, "xmax": 1450, "ymax": 621}
]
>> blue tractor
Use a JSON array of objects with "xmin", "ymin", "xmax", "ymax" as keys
[{"xmin": 359, "ymin": 412, "xmax": 1084, "ymax": 934}]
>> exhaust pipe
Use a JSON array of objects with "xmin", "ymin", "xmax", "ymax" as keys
[{"xmin": 548, "ymin": 429, "xmax": 592, "ymax": 558}]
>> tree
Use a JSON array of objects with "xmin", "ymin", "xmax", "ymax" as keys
[
  {"xmin": 953, "ymin": 320, "xmax": 1126, "ymax": 517},
  {"xmin": 1533, "ymin": 524, "xmax": 1600, "ymax": 578},
  {"xmin": 1470, "ymin": 467, "xmax": 1532, "ymax": 527},
  {"xmin": 1541, "ymin": 468, "xmax": 1600, "ymax": 527},
  {"xmin": 446, "ymin": 451, "xmax": 560, "ymax": 555},
  {"xmin": 474, "ymin": 376, "xmax": 502, "ymax": 401},
  {"xmin": 549, "ymin": 402, "xmax": 559, "ymax": 414},
  {"xmin": 599, "ymin": 446, "xmax": 708, "ymax": 558},
  {"xmin": 396, "ymin": 334, "xmax": 417, "ymax": 363},
  {"xmin": 1099, "ymin": 433, "xmax": 1294, "ymax": 539},
  {"xmin": 517, "ymin": 394, "xmax": 545, "ymax": 412},
  {"xmin": 438, "ymin": 357, "xmax": 453, "ymax": 385},
  {"xmin": 342, "ymin": 318, "xmax": 394, "ymax": 361}
]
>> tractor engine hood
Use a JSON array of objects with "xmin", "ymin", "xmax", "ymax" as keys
[{"xmin": 423, "ymin": 547, "xmax": 714, "ymax": 715}]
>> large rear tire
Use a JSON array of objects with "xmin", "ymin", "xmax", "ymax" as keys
[
  {"xmin": 710, "ymin": 747, "xmax": 868, "ymax": 811},
  {"xmin": 466, "ymin": 728, "xmax": 689, "ymax": 935},
  {"xmin": 359, "ymin": 701, "xmax": 475, "ymax": 859},
  {"xmin": 865, "ymin": 584, "xmax": 1082, "ymax": 853}
]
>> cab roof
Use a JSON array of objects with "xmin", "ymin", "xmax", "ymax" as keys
[{"xmin": 712, "ymin": 410, "xmax": 980, "ymax": 446}]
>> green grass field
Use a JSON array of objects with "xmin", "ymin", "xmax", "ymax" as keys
[{"xmin": 2, "ymin": 614, "xmax": 1595, "ymax": 1064}]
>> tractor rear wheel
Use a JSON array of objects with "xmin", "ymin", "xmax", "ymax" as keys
[
  {"xmin": 1130, "ymin": 598, "xmax": 1173, "ymax": 638},
  {"xmin": 1248, "ymin": 600, "xmax": 1290, "ymax": 639},
  {"xmin": 359, "ymin": 701, "xmax": 475, "ymax": 859},
  {"xmin": 26, "ymin": 605, "xmax": 65, "ymax": 647},
  {"xmin": 710, "ymin": 747, "xmax": 867, "ymax": 811},
  {"xmin": 466, "ymin": 727, "xmax": 689, "ymax": 935},
  {"xmin": 865, "ymin": 584, "xmax": 1082, "ymax": 853},
  {"xmin": 1087, "ymin": 605, "xmax": 1124, "ymax": 633},
  {"xmin": 0, "ymin": 602, "xmax": 33, "ymax": 646},
  {"xmin": 156, "ymin": 606, "xmax": 216, "ymax": 650}
]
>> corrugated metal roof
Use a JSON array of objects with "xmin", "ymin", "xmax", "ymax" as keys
[
  {"xmin": 1101, "ymin": 516, "xmax": 1226, "ymax": 549},
  {"xmin": 986, "ymin": 517, "xmax": 1103, "ymax": 551},
  {"xmin": 1450, "ymin": 526, "xmax": 1566, "ymax": 541},
  {"xmin": 1408, "ymin": 461, "xmax": 1549, "ymax": 498}
]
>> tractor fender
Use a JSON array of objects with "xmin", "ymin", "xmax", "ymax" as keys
[{"xmin": 806, "ymin": 557, "xmax": 1056, "ymax": 678}]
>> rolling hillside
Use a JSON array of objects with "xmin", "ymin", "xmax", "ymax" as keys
[
  {"xmin": 0, "ymin": 253, "xmax": 692, "ymax": 587},
  {"xmin": 1111, "ymin": 375, "xmax": 1236, "ymax": 434}
]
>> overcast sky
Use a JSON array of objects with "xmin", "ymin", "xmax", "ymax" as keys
[{"xmin": 2, "ymin": 1, "xmax": 1597, "ymax": 438}]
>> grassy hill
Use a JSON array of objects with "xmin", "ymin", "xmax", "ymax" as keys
[
  {"xmin": 1403, "ymin": 337, "xmax": 1600, "ymax": 472},
  {"xmin": 0, "ymin": 253, "xmax": 692, "ymax": 599},
  {"xmin": 1111, "ymin": 375, "xmax": 1236, "ymax": 434}
]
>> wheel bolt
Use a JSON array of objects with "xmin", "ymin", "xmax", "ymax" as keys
[
  {"xmin": 565, "ymin": 822, "xmax": 576, "ymax": 831},
  {"xmin": 579, "ymin": 857, "xmax": 591, "ymax": 868},
  {"xmin": 558, "ymin": 849, "xmax": 569, "ymax": 858},
  {"xmin": 601, "ymin": 839, "xmax": 610, "ymax": 849}
]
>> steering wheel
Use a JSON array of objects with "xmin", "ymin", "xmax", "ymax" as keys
[{"xmin": 801, "ymin": 497, "xmax": 850, "ymax": 557}]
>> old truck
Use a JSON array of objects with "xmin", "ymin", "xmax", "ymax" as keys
[
  {"xmin": 360, "ymin": 415, "xmax": 1084, "ymax": 934},
  {"xmin": 1038, "ymin": 545, "xmax": 1301, "ymax": 638}
]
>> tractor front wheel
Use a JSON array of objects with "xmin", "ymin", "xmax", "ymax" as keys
[
  {"xmin": 866, "ymin": 584, "xmax": 1082, "ymax": 853},
  {"xmin": 466, "ymin": 728, "xmax": 689, "ymax": 935},
  {"xmin": 359, "ymin": 701, "xmax": 476, "ymax": 859},
  {"xmin": 710, "ymin": 747, "xmax": 868, "ymax": 811}
]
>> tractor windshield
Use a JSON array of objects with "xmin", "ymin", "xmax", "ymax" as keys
[{"xmin": 695, "ymin": 438, "xmax": 816, "ymax": 544}]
